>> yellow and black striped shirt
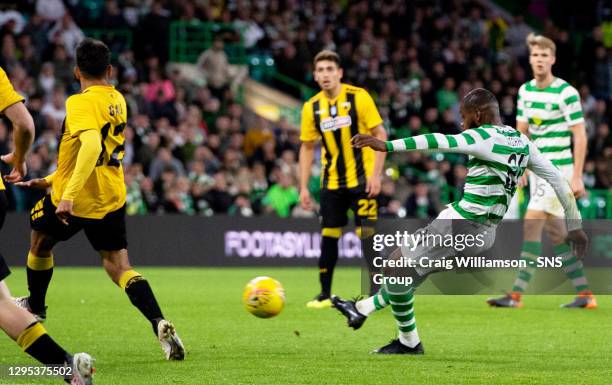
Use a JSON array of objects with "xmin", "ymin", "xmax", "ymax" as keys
[{"xmin": 300, "ymin": 84, "xmax": 383, "ymax": 190}]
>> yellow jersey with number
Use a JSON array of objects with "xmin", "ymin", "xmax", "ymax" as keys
[
  {"xmin": 0, "ymin": 66, "xmax": 26, "ymax": 191},
  {"xmin": 51, "ymin": 85, "xmax": 127, "ymax": 219},
  {"xmin": 300, "ymin": 83, "xmax": 383, "ymax": 190}
]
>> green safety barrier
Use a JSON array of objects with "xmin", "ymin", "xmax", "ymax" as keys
[{"xmin": 169, "ymin": 21, "xmax": 246, "ymax": 64}]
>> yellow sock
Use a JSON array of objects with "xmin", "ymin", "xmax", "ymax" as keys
[
  {"xmin": 16, "ymin": 322, "xmax": 47, "ymax": 351},
  {"xmin": 26, "ymin": 252, "xmax": 54, "ymax": 271},
  {"xmin": 118, "ymin": 270, "xmax": 143, "ymax": 289}
]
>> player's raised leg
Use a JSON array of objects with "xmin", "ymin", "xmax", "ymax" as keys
[
  {"xmin": 332, "ymin": 247, "xmax": 394, "ymax": 329},
  {"xmin": 100, "ymin": 249, "xmax": 185, "ymax": 360}
]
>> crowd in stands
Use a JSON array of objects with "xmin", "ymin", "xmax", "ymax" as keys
[{"xmin": 0, "ymin": 0, "xmax": 610, "ymax": 219}]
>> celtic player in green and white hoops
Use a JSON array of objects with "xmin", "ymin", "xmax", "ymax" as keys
[
  {"xmin": 488, "ymin": 34, "xmax": 596, "ymax": 309},
  {"xmin": 332, "ymin": 88, "xmax": 588, "ymax": 354}
]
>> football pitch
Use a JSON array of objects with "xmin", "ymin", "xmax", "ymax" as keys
[{"xmin": 1, "ymin": 267, "xmax": 611, "ymax": 385}]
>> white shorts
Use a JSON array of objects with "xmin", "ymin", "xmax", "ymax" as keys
[
  {"xmin": 400, "ymin": 206, "xmax": 497, "ymax": 276},
  {"xmin": 504, "ymin": 191, "xmax": 521, "ymax": 220},
  {"xmin": 527, "ymin": 165, "xmax": 573, "ymax": 218}
]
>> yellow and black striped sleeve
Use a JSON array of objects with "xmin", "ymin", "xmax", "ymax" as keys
[
  {"xmin": 300, "ymin": 100, "xmax": 319, "ymax": 142},
  {"xmin": 357, "ymin": 90, "xmax": 383, "ymax": 131}
]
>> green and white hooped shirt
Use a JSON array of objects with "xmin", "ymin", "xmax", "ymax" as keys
[
  {"xmin": 385, "ymin": 124, "xmax": 581, "ymax": 230},
  {"xmin": 516, "ymin": 77, "xmax": 584, "ymax": 168}
]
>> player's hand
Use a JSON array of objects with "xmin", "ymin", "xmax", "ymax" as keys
[
  {"xmin": 566, "ymin": 229, "xmax": 589, "ymax": 259},
  {"xmin": 570, "ymin": 176, "xmax": 586, "ymax": 199},
  {"xmin": 55, "ymin": 199, "xmax": 73, "ymax": 225},
  {"xmin": 0, "ymin": 152, "xmax": 27, "ymax": 183},
  {"xmin": 366, "ymin": 176, "xmax": 381, "ymax": 198},
  {"xmin": 14, "ymin": 178, "xmax": 50, "ymax": 189},
  {"xmin": 351, "ymin": 134, "xmax": 387, "ymax": 152},
  {"xmin": 299, "ymin": 189, "xmax": 313, "ymax": 211}
]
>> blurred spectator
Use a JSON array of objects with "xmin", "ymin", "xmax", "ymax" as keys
[
  {"xmin": 101, "ymin": 0, "xmax": 125, "ymax": 29},
  {"xmin": 244, "ymin": 117, "xmax": 274, "ymax": 158},
  {"xmin": 197, "ymin": 38, "xmax": 230, "ymax": 100},
  {"xmin": 36, "ymin": 0, "xmax": 65, "ymax": 22},
  {"xmin": 204, "ymin": 172, "xmax": 234, "ymax": 214},
  {"xmin": 149, "ymin": 147, "xmax": 185, "ymax": 182},
  {"xmin": 229, "ymin": 193, "xmax": 254, "ymax": 217},
  {"xmin": 138, "ymin": 1, "xmax": 171, "ymax": 63},
  {"xmin": 125, "ymin": 168, "xmax": 147, "ymax": 216},
  {"xmin": 38, "ymin": 62, "xmax": 56, "ymax": 96},
  {"xmin": 262, "ymin": 171, "xmax": 298, "ymax": 218},
  {"xmin": 588, "ymin": 123, "xmax": 611, "ymax": 160},
  {"xmin": 41, "ymin": 86, "xmax": 66, "ymax": 126},
  {"xmin": 47, "ymin": 14, "xmax": 84, "ymax": 58},
  {"xmin": 377, "ymin": 178, "xmax": 397, "ymax": 216},
  {"xmin": 51, "ymin": 45, "xmax": 75, "ymax": 88},
  {"xmin": 505, "ymin": 15, "xmax": 531, "ymax": 59},
  {"xmin": 405, "ymin": 181, "xmax": 438, "ymax": 219},
  {"xmin": 0, "ymin": 0, "xmax": 608, "ymax": 219}
]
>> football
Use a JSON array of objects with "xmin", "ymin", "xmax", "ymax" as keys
[{"xmin": 242, "ymin": 276, "xmax": 285, "ymax": 318}]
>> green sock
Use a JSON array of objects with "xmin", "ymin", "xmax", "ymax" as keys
[
  {"xmin": 386, "ymin": 286, "xmax": 420, "ymax": 348},
  {"xmin": 512, "ymin": 241, "xmax": 541, "ymax": 293},
  {"xmin": 555, "ymin": 243, "xmax": 590, "ymax": 292}
]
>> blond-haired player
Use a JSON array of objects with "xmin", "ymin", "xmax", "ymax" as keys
[{"xmin": 488, "ymin": 34, "xmax": 596, "ymax": 308}]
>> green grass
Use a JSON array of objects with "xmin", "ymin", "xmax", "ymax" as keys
[{"xmin": 1, "ymin": 267, "xmax": 611, "ymax": 384}]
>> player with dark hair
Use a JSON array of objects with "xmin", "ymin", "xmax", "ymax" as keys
[
  {"xmin": 0, "ymin": 65, "xmax": 94, "ymax": 384},
  {"xmin": 299, "ymin": 50, "xmax": 388, "ymax": 308},
  {"xmin": 14, "ymin": 38, "xmax": 185, "ymax": 361},
  {"xmin": 333, "ymin": 88, "xmax": 587, "ymax": 354}
]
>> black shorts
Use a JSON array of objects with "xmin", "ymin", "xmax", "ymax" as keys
[
  {"xmin": 320, "ymin": 186, "xmax": 378, "ymax": 228},
  {"xmin": 0, "ymin": 190, "xmax": 10, "ymax": 280},
  {"xmin": 0, "ymin": 253, "xmax": 9, "ymax": 281},
  {"xmin": 30, "ymin": 195, "xmax": 128, "ymax": 251}
]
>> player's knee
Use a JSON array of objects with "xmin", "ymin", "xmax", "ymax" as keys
[
  {"xmin": 547, "ymin": 229, "xmax": 566, "ymax": 245},
  {"xmin": 29, "ymin": 236, "xmax": 54, "ymax": 258},
  {"xmin": 523, "ymin": 221, "xmax": 544, "ymax": 241},
  {"xmin": 103, "ymin": 262, "xmax": 130, "ymax": 285},
  {"xmin": 101, "ymin": 250, "xmax": 132, "ymax": 281}
]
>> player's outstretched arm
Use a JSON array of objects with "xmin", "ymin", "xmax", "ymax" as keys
[
  {"xmin": 526, "ymin": 142, "xmax": 588, "ymax": 257},
  {"xmin": 14, "ymin": 172, "xmax": 54, "ymax": 189},
  {"xmin": 352, "ymin": 134, "xmax": 387, "ymax": 152},
  {"xmin": 0, "ymin": 102, "xmax": 35, "ymax": 183},
  {"xmin": 354, "ymin": 129, "xmax": 490, "ymax": 158}
]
